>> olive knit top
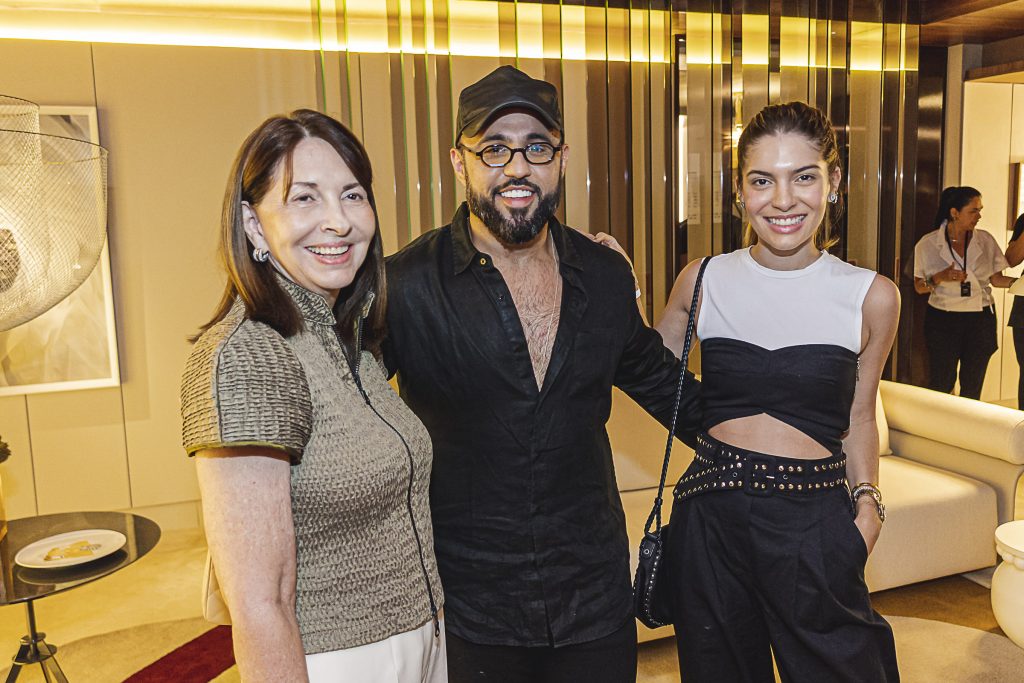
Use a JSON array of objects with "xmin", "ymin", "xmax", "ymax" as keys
[{"xmin": 180, "ymin": 276, "xmax": 442, "ymax": 654}]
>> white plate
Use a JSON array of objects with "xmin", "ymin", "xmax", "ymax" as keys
[{"xmin": 15, "ymin": 529, "xmax": 127, "ymax": 569}]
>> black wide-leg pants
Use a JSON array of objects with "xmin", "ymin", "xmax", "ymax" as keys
[
  {"xmin": 446, "ymin": 617, "xmax": 637, "ymax": 683},
  {"xmin": 1012, "ymin": 326, "xmax": 1024, "ymax": 409},
  {"xmin": 923, "ymin": 305, "xmax": 997, "ymax": 400},
  {"xmin": 666, "ymin": 486, "xmax": 899, "ymax": 683}
]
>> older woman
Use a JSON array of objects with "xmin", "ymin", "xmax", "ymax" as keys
[
  {"xmin": 180, "ymin": 110, "xmax": 444, "ymax": 681},
  {"xmin": 913, "ymin": 186, "xmax": 1015, "ymax": 399}
]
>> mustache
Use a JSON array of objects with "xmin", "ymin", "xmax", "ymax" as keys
[{"xmin": 493, "ymin": 179, "xmax": 542, "ymax": 196}]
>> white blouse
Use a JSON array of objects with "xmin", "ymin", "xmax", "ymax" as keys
[{"xmin": 913, "ymin": 226, "xmax": 1008, "ymax": 312}]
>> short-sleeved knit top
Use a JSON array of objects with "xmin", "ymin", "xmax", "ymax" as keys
[
  {"xmin": 697, "ymin": 248, "xmax": 877, "ymax": 454},
  {"xmin": 180, "ymin": 276, "xmax": 442, "ymax": 654}
]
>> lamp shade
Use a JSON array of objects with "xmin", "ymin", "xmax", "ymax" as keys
[{"xmin": 0, "ymin": 96, "xmax": 108, "ymax": 332}]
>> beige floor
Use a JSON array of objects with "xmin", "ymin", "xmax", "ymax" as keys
[
  {"xmin": 0, "ymin": 475, "xmax": 1019, "ymax": 681},
  {"xmin": 0, "ymin": 529, "xmax": 206, "ymax": 656}
]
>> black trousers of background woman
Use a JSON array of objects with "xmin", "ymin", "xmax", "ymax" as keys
[
  {"xmin": 923, "ymin": 306, "xmax": 998, "ymax": 400},
  {"xmin": 1013, "ymin": 327, "xmax": 1024, "ymax": 409}
]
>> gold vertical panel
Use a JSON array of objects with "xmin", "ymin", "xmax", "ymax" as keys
[
  {"xmin": 562, "ymin": 58, "xmax": 590, "ymax": 230},
  {"xmin": 431, "ymin": 0, "xmax": 455, "ymax": 225},
  {"xmin": 630, "ymin": 2, "xmax": 652, "ymax": 316},
  {"xmin": 891, "ymin": 18, "xmax": 920, "ymax": 380},
  {"xmin": 767, "ymin": 3, "xmax": 781, "ymax": 102},
  {"xmin": 607, "ymin": 7, "xmax": 632, "ymax": 250},
  {"xmin": 542, "ymin": 2, "xmax": 565, "ymax": 224},
  {"xmin": 449, "ymin": 0, "xmax": 500, "ymax": 58},
  {"xmin": 584, "ymin": 4, "xmax": 610, "ymax": 235},
  {"xmin": 359, "ymin": 53, "xmax": 403, "ymax": 255},
  {"xmin": 826, "ymin": 5, "xmax": 849, "ymax": 258},
  {"xmin": 846, "ymin": 6, "xmax": 883, "ymax": 271},
  {"xmin": 878, "ymin": 7, "xmax": 905, "ymax": 282},
  {"xmin": 498, "ymin": 0, "xmax": 516, "ymax": 65},
  {"xmin": 346, "ymin": 0, "xmax": 389, "ymax": 51},
  {"xmin": 649, "ymin": 49, "xmax": 672, "ymax": 320},
  {"xmin": 407, "ymin": 0, "xmax": 435, "ymax": 237},
  {"xmin": 741, "ymin": 10, "xmax": 769, "ymax": 126},
  {"xmin": 684, "ymin": 6, "xmax": 715, "ymax": 259},
  {"xmin": 779, "ymin": 13, "xmax": 809, "ymax": 102},
  {"xmin": 384, "ymin": 0, "xmax": 412, "ymax": 246},
  {"xmin": 808, "ymin": 4, "xmax": 829, "ymax": 108},
  {"xmin": 517, "ymin": 2, "xmax": 544, "ymax": 59}
]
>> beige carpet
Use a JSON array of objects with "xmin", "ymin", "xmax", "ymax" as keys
[
  {"xmin": 638, "ymin": 615, "xmax": 1024, "ymax": 682},
  {"xmin": 0, "ymin": 617, "xmax": 214, "ymax": 682}
]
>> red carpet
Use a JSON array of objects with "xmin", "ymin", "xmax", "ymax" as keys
[{"xmin": 123, "ymin": 625, "xmax": 234, "ymax": 682}]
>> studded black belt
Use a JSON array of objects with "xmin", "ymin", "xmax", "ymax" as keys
[{"xmin": 673, "ymin": 432, "xmax": 848, "ymax": 501}]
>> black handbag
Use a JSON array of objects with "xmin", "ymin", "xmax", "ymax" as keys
[{"xmin": 633, "ymin": 256, "xmax": 709, "ymax": 629}]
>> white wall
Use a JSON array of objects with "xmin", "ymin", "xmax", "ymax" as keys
[
  {"xmin": 0, "ymin": 40, "xmax": 320, "ymax": 530},
  {"xmin": 960, "ymin": 81, "xmax": 1024, "ymax": 404}
]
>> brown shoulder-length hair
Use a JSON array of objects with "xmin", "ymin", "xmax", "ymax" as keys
[
  {"xmin": 193, "ymin": 109, "xmax": 387, "ymax": 358},
  {"xmin": 736, "ymin": 101, "xmax": 844, "ymax": 252}
]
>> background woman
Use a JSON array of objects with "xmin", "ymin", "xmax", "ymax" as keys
[
  {"xmin": 180, "ymin": 110, "xmax": 444, "ymax": 681},
  {"xmin": 656, "ymin": 102, "xmax": 900, "ymax": 682},
  {"xmin": 1003, "ymin": 211, "xmax": 1024, "ymax": 408},
  {"xmin": 913, "ymin": 186, "xmax": 1014, "ymax": 399}
]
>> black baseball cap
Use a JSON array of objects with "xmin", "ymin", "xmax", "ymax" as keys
[{"xmin": 455, "ymin": 66, "xmax": 563, "ymax": 144}]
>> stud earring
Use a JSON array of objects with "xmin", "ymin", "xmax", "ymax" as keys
[
  {"xmin": 828, "ymin": 192, "xmax": 838, "ymax": 204},
  {"xmin": 252, "ymin": 247, "xmax": 270, "ymax": 263}
]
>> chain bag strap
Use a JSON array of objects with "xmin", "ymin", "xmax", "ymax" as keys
[{"xmin": 633, "ymin": 255, "xmax": 709, "ymax": 629}]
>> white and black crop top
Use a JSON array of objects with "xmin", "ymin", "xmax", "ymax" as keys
[{"xmin": 697, "ymin": 248, "xmax": 877, "ymax": 455}]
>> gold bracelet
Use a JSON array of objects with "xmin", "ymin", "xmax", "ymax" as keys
[{"xmin": 851, "ymin": 482, "xmax": 886, "ymax": 523}]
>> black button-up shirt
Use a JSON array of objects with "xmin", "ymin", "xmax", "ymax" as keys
[{"xmin": 384, "ymin": 203, "xmax": 701, "ymax": 647}]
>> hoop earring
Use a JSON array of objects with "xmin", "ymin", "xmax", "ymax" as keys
[
  {"xmin": 252, "ymin": 247, "xmax": 269, "ymax": 263},
  {"xmin": 828, "ymin": 192, "xmax": 838, "ymax": 204}
]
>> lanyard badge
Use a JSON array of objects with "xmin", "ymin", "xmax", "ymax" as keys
[{"xmin": 944, "ymin": 228, "xmax": 972, "ymax": 297}]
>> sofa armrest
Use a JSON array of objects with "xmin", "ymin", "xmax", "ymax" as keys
[
  {"xmin": 879, "ymin": 380, "xmax": 1024, "ymax": 523},
  {"xmin": 879, "ymin": 380, "xmax": 1024, "ymax": 466},
  {"xmin": 886, "ymin": 431, "xmax": 1024, "ymax": 524}
]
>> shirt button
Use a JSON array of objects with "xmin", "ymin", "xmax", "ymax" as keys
[
  {"xmin": 498, "ymin": 294, "xmax": 505, "ymax": 302},
  {"xmin": 479, "ymin": 257, "xmax": 487, "ymax": 266}
]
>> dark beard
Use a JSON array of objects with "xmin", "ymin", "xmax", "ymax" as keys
[{"xmin": 466, "ymin": 179, "xmax": 562, "ymax": 245}]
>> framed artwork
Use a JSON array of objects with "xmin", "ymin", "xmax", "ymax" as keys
[{"xmin": 0, "ymin": 106, "xmax": 120, "ymax": 396}]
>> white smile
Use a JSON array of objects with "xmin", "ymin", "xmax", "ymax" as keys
[
  {"xmin": 307, "ymin": 245, "xmax": 351, "ymax": 256},
  {"xmin": 500, "ymin": 189, "xmax": 534, "ymax": 199},
  {"xmin": 766, "ymin": 215, "xmax": 806, "ymax": 226}
]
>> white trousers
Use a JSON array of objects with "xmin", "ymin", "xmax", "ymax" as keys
[{"xmin": 305, "ymin": 619, "xmax": 447, "ymax": 683}]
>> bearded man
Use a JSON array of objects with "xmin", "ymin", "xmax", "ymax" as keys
[{"xmin": 384, "ymin": 66, "xmax": 701, "ymax": 683}]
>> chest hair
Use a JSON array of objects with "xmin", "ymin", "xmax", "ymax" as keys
[{"xmin": 496, "ymin": 255, "xmax": 563, "ymax": 388}]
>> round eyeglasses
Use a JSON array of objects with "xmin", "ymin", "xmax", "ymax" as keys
[{"xmin": 459, "ymin": 142, "xmax": 563, "ymax": 168}]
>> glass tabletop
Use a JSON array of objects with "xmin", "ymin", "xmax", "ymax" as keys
[{"xmin": 0, "ymin": 511, "xmax": 161, "ymax": 606}]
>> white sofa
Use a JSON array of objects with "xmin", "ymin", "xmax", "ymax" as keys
[{"xmin": 610, "ymin": 380, "xmax": 1024, "ymax": 643}]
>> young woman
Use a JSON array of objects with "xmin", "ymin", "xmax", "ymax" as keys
[
  {"xmin": 658, "ymin": 102, "xmax": 900, "ymax": 682},
  {"xmin": 913, "ymin": 186, "xmax": 1015, "ymax": 399},
  {"xmin": 180, "ymin": 110, "xmax": 444, "ymax": 681}
]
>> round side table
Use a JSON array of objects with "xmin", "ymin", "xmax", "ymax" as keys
[
  {"xmin": 992, "ymin": 519, "xmax": 1024, "ymax": 649},
  {"xmin": 0, "ymin": 511, "xmax": 161, "ymax": 682}
]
